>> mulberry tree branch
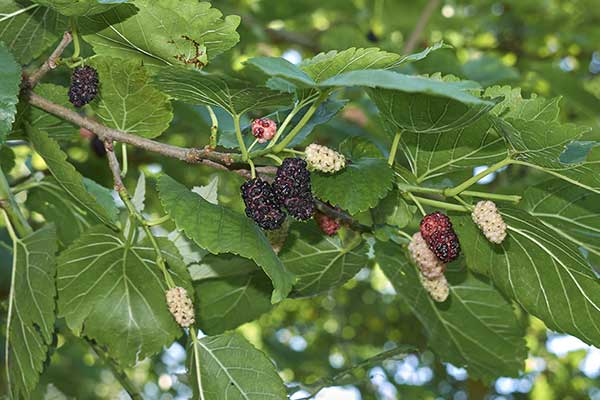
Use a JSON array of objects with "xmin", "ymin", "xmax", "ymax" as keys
[{"xmin": 27, "ymin": 32, "xmax": 73, "ymax": 88}]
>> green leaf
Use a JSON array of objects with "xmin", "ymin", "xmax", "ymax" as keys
[
  {"xmin": 0, "ymin": 1, "xmax": 64, "ymax": 64},
  {"xmin": 91, "ymin": 57, "xmax": 173, "ymax": 138},
  {"xmin": 371, "ymin": 188, "xmax": 415, "ymax": 228},
  {"xmin": 523, "ymin": 180, "xmax": 600, "ymax": 270},
  {"xmin": 157, "ymin": 174, "xmax": 295, "ymax": 303},
  {"xmin": 320, "ymin": 70, "xmax": 494, "ymax": 106},
  {"xmin": 195, "ymin": 264, "xmax": 273, "ymax": 334},
  {"xmin": 453, "ymin": 208, "xmax": 600, "ymax": 347},
  {"xmin": 26, "ymin": 177, "xmax": 110, "ymax": 247},
  {"xmin": 375, "ymin": 241, "xmax": 526, "ymax": 379},
  {"xmin": 311, "ymin": 158, "xmax": 394, "ymax": 214},
  {"xmin": 191, "ymin": 176, "xmax": 219, "ymax": 205},
  {"xmin": 82, "ymin": 0, "xmax": 240, "ymax": 67},
  {"xmin": 494, "ymin": 115, "xmax": 600, "ymax": 194},
  {"xmin": 5, "ymin": 225, "xmax": 57, "ymax": 399},
  {"xmin": 279, "ymin": 223, "xmax": 369, "ymax": 296},
  {"xmin": 189, "ymin": 253, "xmax": 256, "ymax": 281},
  {"xmin": 339, "ymin": 137, "xmax": 384, "ymax": 159},
  {"xmin": 32, "ymin": 0, "xmax": 118, "ymax": 16},
  {"xmin": 370, "ymin": 74, "xmax": 496, "ymax": 135},
  {"xmin": 57, "ymin": 225, "xmax": 191, "ymax": 366},
  {"xmin": 154, "ymin": 68, "xmax": 292, "ymax": 116},
  {"xmin": 398, "ymin": 117, "xmax": 508, "ymax": 182},
  {"xmin": 0, "ymin": 144, "xmax": 15, "ymax": 172},
  {"xmin": 28, "ymin": 127, "xmax": 118, "ymax": 227},
  {"xmin": 246, "ymin": 56, "xmax": 316, "ymax": 88},
  {"xmin": 189, "ymin": 332, "xmax": 287, "ymax": 400},
  {"xmin": 301, "ymin": 47, "xmax": 401, "ymax": 83},
  {"xmin": 0, "ymin": 43, "xmax": 20, "ymax": 143},
  {"xmin": 462, "ymin": 55, "xmax": 519, "ymax": 87}
]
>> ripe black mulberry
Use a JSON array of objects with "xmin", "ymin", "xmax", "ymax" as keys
[
  {"xmin": 241, "ymin": 178, "xmax": 286, "ymax": 230},
  {"xmin": 68, "ymin": 66, "xmax": 99, "ymax": 107},
  {"xmin": 273, "ymin": 158, "xmax": 315, "ymax": 220}
]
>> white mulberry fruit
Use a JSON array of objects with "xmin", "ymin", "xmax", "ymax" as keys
[
  {"xmin": 165, "ymin": 287, "xmax": 195, "ymax": 328},
  {"xmin": 305, "ymin": 143, "xmax": 346, "ymax": 173},
  {"xmin": 409, "ymin": 232, "xmax": 446, "ymax": 279},
  {"xmin": 419, "ymin": 272, "xmax": 449, "ymax": 303},
  {"xmin": 472, "ymin": 200, "xmax": 507, "ymax": 244}
]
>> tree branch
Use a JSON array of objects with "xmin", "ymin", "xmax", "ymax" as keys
[
  {"xmin": 27, "ymin": 32, "xmax": 73, "ymax": 88},
  {"xmin": 403, "ymin": 0, "xmax": 441, "ymax": 54}
]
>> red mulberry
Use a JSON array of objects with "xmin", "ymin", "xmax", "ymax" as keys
[
  {"xmin": 68, "ymin": 66, "xmax": 99, "ymax": 107},
  {"xmin": 419, "ymin": 212, "xmax": 460, "ymax": 263},
  {"xmin": 315, "ymin": 212, "xmax": 341, "ymax": 236},
  {"xmin": 251, "ymin": 118, "xmax": 277, "ymax": 143},
  {"xmin": 241, "ymin": 178, "xmax": 286, "ymax": 230}
]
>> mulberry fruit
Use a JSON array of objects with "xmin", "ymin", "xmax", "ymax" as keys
[
  {"xmin": 251, "ymin": 118, "xmax": 277, "ymax": 143},
  {"xmin": 305, "ymin": 143, "xmax": 346, "ymax": 173},
  {"xmin": 419, "ymin": 212, "xmax": 460, "ymax": 263},
  {"xmin": 283, "ymin": 193, "xmax": 315, "ymax": 221},
  {"xmin": 165, "ymin": 287, "xmax": 195, "ymax": 327},
  {"xmin": 472, "ymin": 200, "xmax": 507, "ymax": 244},
  {"xmin": 68, "ymin": 66, "xmax": 99, "ymax": 107},
  {"xmin": 418, "ymin": 272, "xmax": 449, "ymax": 303},
  {"xmin": 241, "ymin": 178, "xmax": 286, "ymax": 230},
  {"xmin": 315, "ymin": 212, "xmax": 341, "ymax": 236},
  {"xmin": 408, "ymin": 232, "xmax": 446, "ymax": 279},
  {"xmin": 273, "ymin": 158, "xmax": 315, "ymax": 220}
]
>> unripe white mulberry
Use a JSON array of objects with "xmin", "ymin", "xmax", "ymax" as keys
[
  {"xmin": 471, "ymin": 200, "xmax": 507, "ymax": 244},
  {"xmin": 408, "ymin": 232, "xmax": 446, "ymax": 279},
  {"xmin": 165, "ymin": 287, "xmax": 195, "ymax": 328},
  {"xmin": 305, "ymin": 143, "xmax": 346, "ymax": 173},
  {"xmin": 418, "ymin": 272, "xmax": 449, "ymax": 302}
]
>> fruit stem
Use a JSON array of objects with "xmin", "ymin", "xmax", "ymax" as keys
[
  {"xmin": 207, "ymin": 106, "xmax": 218, "ymax": 148},
  {"xmin": 146, "ymin": 214, "xmax": 171, "ymax": 227},
  {"xmin": 267, "ymin": 94, "xmax": 317, "ymax": 149},
  {"xmin": 282, "ymin": 148, "xmax": 305, "ymax": 156},
  {"xmin": 443, "ymin": 158, "xmax": 513, "ymax": 197},
  {"xmin": 248, "ymin": 159, "xmax": 256, "ymax": 178},
  {"xmin": 120, "ymin": 143, "xmax": 128, "ymax": 178},
  {"xmin": 234, "ymin": 114, "xmax": 249, "ymax": 161},
  {"xmin": 70, "ymin": 17, "xmax": 81, "ymax": 61},
  {"xmin": 398, "ymin": 184, "xmax": 521, "ymax": 203},
  {"xmin": 272, "ymin": 90, "xmax": 329, "ymax": 153},
  {"xmin": 264, "ymin": 154, "xmax": 283, "ymax": 165},
  {"xmin": 406, "ymin": 192, "xmax": 426, "ymax": 216},
  {"xmin": 247, "ymin": 138, "xmax": 259, "ymax": 152},
  {"xmin": 407, "ymin": 195, "xmax": 470, "ymax": 212},
  {"xmin": 453, "ymin": 195, "xmax": 474, "ymax": 210},
  {"xmin": 388, "ymin": 131, "xmax": 402, "ymax": 166}
]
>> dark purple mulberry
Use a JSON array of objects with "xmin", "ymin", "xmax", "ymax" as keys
[
  {"xmin": 419, "ymin": 212, "xmax": 460, "ymax": 263},
  {"xmin": 283, "ymin": 194, "xmax": 315, "ymax": 221},
  {"xmin": 241, "ymin": 178, "xmax": 286, "ymax": 230},
  {"xmin": 68, "ymin": 66, "xmax": 99, "ymax": 107},
  {"xmin": 273, "ymin": 158, "xmax": 315, "ymax": 220}
]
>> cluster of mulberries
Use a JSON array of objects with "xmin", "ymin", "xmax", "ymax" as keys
[
  {"xmin": 472, "ymin": 201, "xmax": 507, "ymax": 244},
  {"xmin": 419, "ymin": 212, "xmax": 460, "ymax": 263},
  {"xmin": 305, "ymin": 143, "xmax": 346, "ymax": 173},
  {"xmin": 68, "ymin": 66, "xmax": 99, "ymax": 107},
  {"xmin": 315, "ymin": 212, "xmax": 341, "ymax": 236},
  {"xmin": 241, "ymin": 178, "xmax": 286, "ymax": 230},
  {"xmin": 251, "ymin": 118, "xmax": 277, "ymax": 143},
  {"xmin": 241, "ymin": 158, "xmax": 315, "ymax": 229},
  {"xmin": 273, "ymin": 158, "xmax": 315, "ymax": 221},
  {"xmin": 165, "ymin": 287, "xmax": 195, "ymax": 328}
]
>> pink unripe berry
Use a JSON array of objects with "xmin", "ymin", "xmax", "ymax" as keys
[{"xmin": 251, "ymin": 118, "xmax": 277, "ymax": 143}]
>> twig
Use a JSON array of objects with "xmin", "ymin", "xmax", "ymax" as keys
[
  {"xmin": 403, "ymin": 0, "xmax": 441, "ymax": 54},
  {"xmin": 103, "ymin": 140, "xmax": 125, "ymax": 191},
  {"xmin": 88, "ymin": 341, "xmax": 143, "ymax": 400},
  {"xmin": 28, "ymin": 32, "xmax": 73, "ymax": 87},
  {"xmin": 27, "ymin": 91, "xmax": 238, "ymax": 165}
]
